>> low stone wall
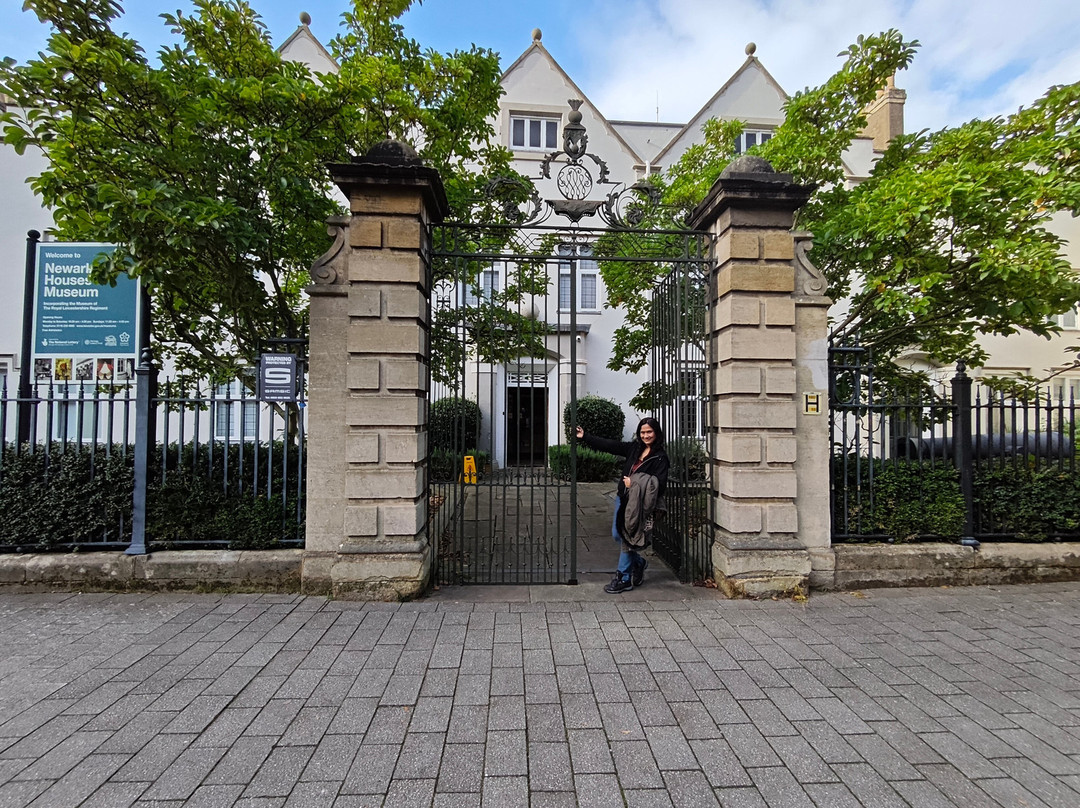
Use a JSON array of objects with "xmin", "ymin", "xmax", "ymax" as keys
[
  {"xmin": 0, "ymin": 550, "xmax": 302, "ymax": 593},
  {"xmin": 3, "ymin": 543, "xmax": 1079, "ymax": 595},
  {"xmin": 829, "ymin": 542, "xmax": 1080, "ymax": 590}
]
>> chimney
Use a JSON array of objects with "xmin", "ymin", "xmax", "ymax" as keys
[{"xmin": 861, "ymin": 75, "xmax": 906, "ymax": 152}]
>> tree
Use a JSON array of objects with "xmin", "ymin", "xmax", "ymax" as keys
[
  {"xmin": 0, "ymin": 0, "xmax": 511, "ymax": 388},
  {"xmin": 600, "ymin": 30, "xmax": 1080, "ymax": 392}
]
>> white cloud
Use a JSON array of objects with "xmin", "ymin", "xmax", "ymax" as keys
[{"xmin": 565, "ymin": 0, "xmax": 1080, "ymax": 131}]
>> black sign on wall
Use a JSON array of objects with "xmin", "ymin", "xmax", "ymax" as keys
[{"xmin": 258, "ymin": 353, "xmax": 298, "ymax": 402}]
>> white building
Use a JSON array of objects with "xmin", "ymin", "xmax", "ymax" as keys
[{"xmin": 2, "ymin": 24, "xmax": 1076, "ymax": 453}]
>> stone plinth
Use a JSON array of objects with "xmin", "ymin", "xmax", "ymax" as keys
[{"xmin": 303, "ymin": 142, "xmax": 447, "ymax": 600}]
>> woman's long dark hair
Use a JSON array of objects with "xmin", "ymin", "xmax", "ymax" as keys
[{"xmin": 635, "ymin": 417, "xmax": 665, "ymax": 451}]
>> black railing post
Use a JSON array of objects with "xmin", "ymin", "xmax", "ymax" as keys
[
  {"xmin": 17, "ymin": 230, "xmax": 40, "ymax": 446},
  {"xmin": 951, "ymin": 362, "xmax": 976, "ymax": 543},
  {"xmin": 126, "ymin": 347, "xmax": 155, "ymax": 555}
]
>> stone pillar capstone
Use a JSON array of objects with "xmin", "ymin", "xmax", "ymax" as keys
[
  {"xmin": 689, "ymin": 155, "xmax": 833, "ymax": 597},
  {"xmin": 303, "ymin": 141, "xmax": 447, "ymax": 600}
]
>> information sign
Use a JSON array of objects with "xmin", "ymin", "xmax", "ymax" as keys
[{"xmin": 31, "ymin": 243, "xmax": 139, "ymax": 383}]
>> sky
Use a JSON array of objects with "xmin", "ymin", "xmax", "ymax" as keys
[{"xmin": 2, "ymin": 0, "xmax": 1079, "ymax": 134}]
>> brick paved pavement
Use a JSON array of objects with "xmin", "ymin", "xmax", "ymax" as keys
[{"xmin": 0, "ymin": 582, "xmax": 1078, "ymax": 807}]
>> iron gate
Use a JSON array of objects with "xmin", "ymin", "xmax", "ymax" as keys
[
  {"xmin": 647, "ymin": 261, "xmax": 714, "ymax": 583},
  {"xmin": 426, "ymin": 221, "xmax": 713, "ymax": 585},
  {"xmin": 425, "ymin": 99, "xmax": 713, "ymax": 586}
]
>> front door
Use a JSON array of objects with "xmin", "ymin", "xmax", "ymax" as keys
[{"xmin": 506, "ymin": 386, "xmax": 547, "ymax": 466}]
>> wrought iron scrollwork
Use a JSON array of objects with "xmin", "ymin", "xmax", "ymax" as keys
[{"xmin": 474, "ymin": 99, "xmax": 662, "ymax": 228}]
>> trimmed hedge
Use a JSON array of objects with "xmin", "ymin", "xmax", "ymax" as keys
[
  {"xmin": 832, "ymin": 458, "xmax": 965, "ymax": 542},
  {"xmin": 429, "ymin": 448, "xmax": 491, "ymax": 483},
  {"xmin": 974, "ymin": 465, "xmax": 1080, "ymax": 539},
  {"xmin": 563, "ymin": 395, "xmax": 624, "ymax": 442},
  {"xmin": 0, "ymin": 442, "xmax": 304, "ymax": 550},
  {"xmin": 548, "ymin": 445, "xmax": 621, "ymax": 482},
  {"xmin": 430, "ymin": 398, "xmax": 481, "ymax": 452}
]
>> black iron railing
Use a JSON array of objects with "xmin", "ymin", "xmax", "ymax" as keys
[
  {"xmin": 830, "ymin": 344, "xmax": 1079, "ymax": 543},
  {"xmin": 0, "ymin": 358, "xmax": 305, "ymax": 553}
]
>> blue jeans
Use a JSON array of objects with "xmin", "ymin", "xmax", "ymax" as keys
[{"xmin": 612, "ymin": 497, "xmax": 641, "ymax": 582}]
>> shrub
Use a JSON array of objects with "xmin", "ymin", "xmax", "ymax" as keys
[
  {"xmin": 832, "ymin": 457, "xmax": 965, "ymax": 541},
  {"xmin": 973, "ymin": 465, "xmax": 1080, "ymax": 539},
  {"xmin": 429, "ymin": 448, "xmax": 491, "ymax": 483},
  {"xmin": 563, "ymin": 395, "xmax": 624, "ymax": 442},
  {"xmin": 0, "ymin": 441, "xmax": 304, "ymax": 550},
  {"xmin": 667, "ymin": 437, "xmax": 708, "ymax": 482},
  {"xmin": 430, "ymin": 397, "xmax": 481, "ymax": 452},
  {"xmin": 0, "ymin": 446, "xmax": 133, "ymax": 548},
  {"xmin": 548, "ymin": 445, "xmax": 621, "ymax": 482}
]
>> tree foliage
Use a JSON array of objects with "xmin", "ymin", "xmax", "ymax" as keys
[
  {"xmin": 598, "ymin": 29, "xmax": 1080, "ymax": 388},
  {"xmin": 0, "ymin": 0, "xmax": 511, "ymax": 387}
]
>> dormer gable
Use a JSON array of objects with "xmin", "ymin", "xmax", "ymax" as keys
[
  {"xmin": 653, "ymin": 45, "xmax": 788, "ymax": 168},
  {"xmin": 278, "ymin": 15, "xmax": 338, "ymax": 75},
  {"xmin": 499, "ymin": 31, "xmax": 645, "ymax": 172}
]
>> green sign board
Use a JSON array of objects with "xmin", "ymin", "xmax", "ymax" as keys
[{"xmin": 32, "ymin": 243, "xmax": 140, "ymax": 383}]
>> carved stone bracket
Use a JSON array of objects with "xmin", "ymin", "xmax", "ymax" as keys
[
  {"xmin": 793, "ymin": 231, "xmax": 829, "ymax": 299},
  {"xmin": 310, "ymin": 214, "xmax": 350, "ymax": 285}
]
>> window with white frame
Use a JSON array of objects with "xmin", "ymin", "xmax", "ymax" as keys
[
  {"xmin": 734, "ymin": 129, "xmax": 773, "ymax": 154},
  {"xmin": 465, "ymin": 262, "xmax": 501, "ymax": 305},
  {"xmin": 51, "ymin": 396, "xmax": 97, "ymax": 442},
  {"xmin": 677, "ymin": 366, "xmax": 707, "ymax": 439},
  {"xmin": 1053, "ymin": 377, "xmax": 1080, "ymax": 402},
  {"xmin": 558, "ymin": 244, "xmax": 598, "ymax": 311},
  {"xmin": 213, "ymin": 383, "xmax": 257, "ymax": 441},
  {"xmin": 1056, "ymin": 304, "xmax": 1079, "ymax": 329},
  {"xmin": 510, "ymin": 115, "xmax": 560, "ymax": 151}
]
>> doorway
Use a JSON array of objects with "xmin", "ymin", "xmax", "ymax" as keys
[{"xmin": 506, "ymin": 386, "xmax": 547, "ymax": 466}]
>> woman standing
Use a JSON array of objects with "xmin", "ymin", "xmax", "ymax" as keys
[{"xmin": 576, "ymin": 417, "xmax": 669, "ymax": 593}]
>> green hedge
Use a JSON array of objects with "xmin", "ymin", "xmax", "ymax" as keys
[
  {"xmin": 0, "ymin": 448, "xmax": 133, "ymax": 548},
  {"xmin": 974, "ymin": 465, "xmax": 1080, "ymax": 539},
  {"xmin": 832, "ymin": 458, "xmax": 965, "ymax": 541},
  {"xmin": 429, "ymin": 448, "xmax": 491, "ymax": 483},
  {"xmin": 430, "ymin": 398, "xmax": 481, "ymax": 452},
  {"xmin": 563, "ymin": 395, "xmax": 624, "ymax": 442},
  {"xmin": 548, "ymin": 445, "xmax": 621, "ymax": 482},
  {"xmin": 834, "ymin": 456, "xmax": 1080, "ymax": 542},
  {"xmin": 0, "ymin": 442, "xmax": 304, "ymax": 550}
]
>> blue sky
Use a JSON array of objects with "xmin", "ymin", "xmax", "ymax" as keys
[{"xmin": 3, "ymin": 0, "xmax": 1078, "ymax": 133}]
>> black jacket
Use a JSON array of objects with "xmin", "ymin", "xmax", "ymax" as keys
[{"xmin": 578, "ymin": 433, "xmax": 669, "ymax": 499}]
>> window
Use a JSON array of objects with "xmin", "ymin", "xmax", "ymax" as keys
[
  {"xmin": 214, "ymin": 384, "xmax": 257, "ymax": 441},
  {"xmin": 51, "ymin": 396, "xmax": 96, "ymax": 443},
  {"xmin": 677, "ymin": 367, "xmax": 707, "ymax": 439},
  {"xmin": 558, "ymin": 244, "xmax": 598, "ymax": 311},
  {"xmin": 465, "ymin": 263, "xmax": 501, "ymax": 305},
  {"xmin": 734, "ymin": 129, "xmax": 773, "ymax": 154},
  {"xmin": 511, "ymin": 115, "xmax": 559, "ymax": 151},
  {"xmin": 1056, "ymin": 304, "xmax": 1079, "ymax": 329}
]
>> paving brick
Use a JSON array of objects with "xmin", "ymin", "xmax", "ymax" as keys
[
  {"xmin": 484, "ymin": 729, "xmax": 527, "ymax": 776},
  {"xmin": 436, "ymin": 743, "xmax": 484, "ymax": 793},
  {"xmin": 528, "ymin": 741, "xmax": 574, "ymax": 791}
]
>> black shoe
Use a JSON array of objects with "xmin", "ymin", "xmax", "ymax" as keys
[
  {"xmin": 604, "ymin": 576, "xmax": 634, "ymax": 594},
  {"xmin": 632, "ymin": 557, "xmax": 648, "ymax": 587}
]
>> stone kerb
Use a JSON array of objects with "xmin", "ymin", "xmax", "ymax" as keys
[
  {"xmin": 689, "ymin": 155, "xmax": 830, "ymax": 597},
  {"xmin": 304, "ymin": 141, "xmax": 448, "ymax": 600}
]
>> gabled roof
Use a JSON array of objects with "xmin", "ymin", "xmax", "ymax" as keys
[
  {"xmin": 652, "ymin": 53, "xmax": 789, "ymax": 165},
  {"xmin": 501, "ymin": 33, "xmax": 646, "ymax": 167},
  {"xmin": 278, "ymin": 22, "xmax": 339, "ymax": 74}
]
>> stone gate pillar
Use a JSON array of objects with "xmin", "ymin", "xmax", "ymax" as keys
[
  {"xmin": 303, "ymin": 142, "xmax": 447, "ymax": 600},
  {"xmin": 689, "ymin": 155, "xmax": 833, "ymax": 597}
]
